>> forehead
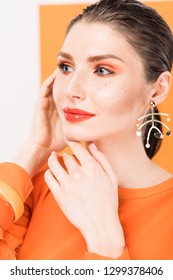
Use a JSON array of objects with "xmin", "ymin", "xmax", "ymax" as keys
[{"xmin": 62, "ymin": 22, "xmax": 138, "ymax": 61}]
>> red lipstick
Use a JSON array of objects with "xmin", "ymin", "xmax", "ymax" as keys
[{"xmin": 63, "ymin": 107, "xmax": 95, "ymax": 122}]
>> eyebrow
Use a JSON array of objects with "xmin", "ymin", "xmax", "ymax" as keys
[{"xmin": 57, "ymin": 52, "xmax": 124, "ymax": 63}]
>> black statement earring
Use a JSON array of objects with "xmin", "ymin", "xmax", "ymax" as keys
[{"xmin": 136, "ymin": 101, "xmax": 172, "ymax": 149}]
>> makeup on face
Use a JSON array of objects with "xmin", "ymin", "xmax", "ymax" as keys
[
  {"xmin": 53, "ymin": 22, "xmax": 149, "ymax": 143},
  {"xmin": 63, "ymin": 107, "xmax": 95, "ymax": 122}
]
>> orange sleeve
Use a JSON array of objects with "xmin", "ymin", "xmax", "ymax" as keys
[
  {"xmin": 84, "ymin": 247, "xmax": 130, "ymax": 260},
  {"xmin": 0, "ymin": 162, "xmax": 34, "ymax": 259}
]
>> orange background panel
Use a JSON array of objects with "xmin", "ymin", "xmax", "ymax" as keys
[
  {"xmin": 40, "ymin": 1, "xmax": 173, "ymax": 173},
  {"xmin": 39, "ymin": 4, "xmax": 86, "ymax": 80}
]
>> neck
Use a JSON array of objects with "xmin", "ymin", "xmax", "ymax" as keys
[{"xmin": 88, "ymin": 135, "xmax": 169, "ymax": 189}]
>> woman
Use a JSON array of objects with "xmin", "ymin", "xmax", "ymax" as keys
[{"xmin": 0, "ymin": 0, "xmax": 173, "ymax": 260}]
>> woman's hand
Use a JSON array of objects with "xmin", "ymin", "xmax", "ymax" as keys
[
  {"xmin": 45, "ymin": 141, "xmax": 125, "ymax": 259},
  {"xmin": 27, "ymin": 69, "xmax": 65, "ymax": 154},
  {"xmin": 12, "ymin": 70, "xmax": 65, "ymax": 177}
]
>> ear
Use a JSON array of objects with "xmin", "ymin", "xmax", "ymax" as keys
[{"xmin": 149, "ymin": 71, "xmax": 172, "ymax": 105}]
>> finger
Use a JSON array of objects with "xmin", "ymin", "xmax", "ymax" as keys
[
  {"xmin": 65, "ymin": 140, "xmax": 93, "ymax": 166},
  {"xmin": 48, "ymin": 152, "xmax": 68, "ymax": 186},
  {"xmin": 40, "ymin": 69, "xmax": 58, "ymax": 97},
  {"xmin": 88, "ymin": 143, "xmax": 117, "ymax": 186},
  {"xmin": 44, "ymin": 169, "xmax": 63, "ymax": 203},
  {"xmin": 62, "ymin": 153, "xmax": 79, "ymax": 174}
]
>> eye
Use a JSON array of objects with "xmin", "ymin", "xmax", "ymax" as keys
[
  {"xmin": 58, "ymin": 62, "xmax": 73, "ymax": 73},
  {"xmin": 94, "ymin": 66, "xmax": 114, "ymax": 76}
]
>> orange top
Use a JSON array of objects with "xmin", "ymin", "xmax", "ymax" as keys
[{"xmin": 0, "ymin": 160, "xmax": 173, "ymax": 260}]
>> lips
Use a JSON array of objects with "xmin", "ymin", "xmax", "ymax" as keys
[{"xmin": 63, "ymin": 107, "xmax": 95, "ymax": 122}]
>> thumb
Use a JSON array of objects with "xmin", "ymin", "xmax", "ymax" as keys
[{"xmin": 88, "ymin": 143, "xmax": 117, "ymax": 186}]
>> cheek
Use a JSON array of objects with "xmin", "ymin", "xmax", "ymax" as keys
[{"xmin": 92, "ymin": 81, "xmax": 133, "ymax": 115}]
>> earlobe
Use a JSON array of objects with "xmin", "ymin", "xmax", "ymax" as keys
[{"xmin": 150, "ymin": 71, "xmax": 172, "ymax": 105}]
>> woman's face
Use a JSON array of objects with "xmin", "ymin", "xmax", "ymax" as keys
[{"xmin": 53, "ymin": 22, "xmax": 151, "ymax": 143}]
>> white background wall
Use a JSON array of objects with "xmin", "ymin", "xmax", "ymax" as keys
[
  {"xmin": 0, "ymin": 0, "xmax": 171, "ymax": 161},
  {"xmin": 0, "ymin": 0, "xmax": 94, "ymax": 161}
]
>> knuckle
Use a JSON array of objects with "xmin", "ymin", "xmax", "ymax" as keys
[
  {"xmin": 86, "ymin": 160, "xmax": 95, "ymax": 170},
  {"xmin": 72, "ymin": 171, "xmax": 81, "ymax": 181},
  {"xmin": 48, "ymin": 155, "xmax": 56, "ymax": 166}
]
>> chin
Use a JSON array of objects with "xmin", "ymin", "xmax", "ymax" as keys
[
  {"xmin": 63, "ymin": 130, "xmax": 93, "ymax": 142},
  {"xmin": 64, "ymin": 134, "xmax": 87, "ymax": 142},
  {"xmin": 62, "ymin": 121, "xmax": 100, "ymax": 142}
]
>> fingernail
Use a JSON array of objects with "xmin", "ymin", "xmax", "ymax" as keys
[{"xmin": 91, "ymin": 143, "xmax": 98, "ymax": 150}]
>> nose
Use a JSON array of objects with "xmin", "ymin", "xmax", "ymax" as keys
[{"xmin": 64, "ymin": 71, "xmax": 86, "ymax": 100}]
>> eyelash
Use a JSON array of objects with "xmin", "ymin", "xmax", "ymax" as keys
[
  {"xmin": 94, "ymin": 66, "xmax": 114, "ymax": 76},
  {"xmin": 57, "ymin": 62, "xmax": 115, "ymax": 76},
  {"xmin": 58, "ymin": 62, "xmax": 73, "ymax": 73}
]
